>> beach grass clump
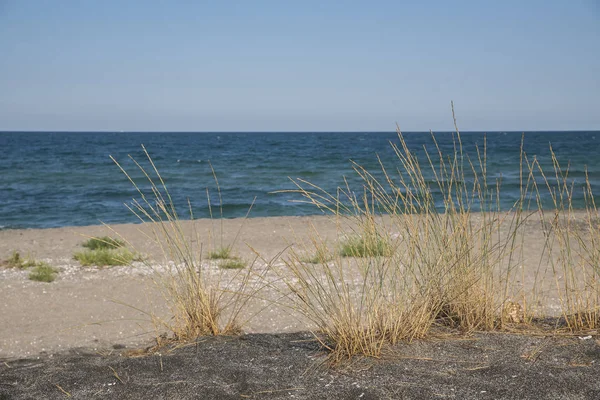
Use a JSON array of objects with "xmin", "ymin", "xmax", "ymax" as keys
[
  {"xmin": 277, "ymin": 120, "xmax": 600, "ymax": 361},
  {"xmin": 208, "ymin": 247, "xmax": 247, "ymax": 269},
  {"xmin": 2, "ymin": 252, "xmax": 60, "ymax": 282},
  {"xmin": 73, "ymin": 248, "xmax": 136, "ymax": 267},
  {"xmin": 111, "ymin": 146, "xmax": 265, "ymax": 342},
  {"xmin": 299, "ymin": 244, "xmax": 332, "ymax": 264},
  {"xmin": 28, "ymin": 263, "xmax": 58, "ymax": 283},
  {"xmin": 274, "ymin": 111, "xmax": 530, "ymax": 360},
  {"xmin": 82, "ymin": 236, "xmax": 125, "ymax": 250},
  {"xmin": 207, "ymin": 247, "xmax": 233, "ymax": 260},
  {"xmin": 5, "ymin": 251, "xmax": 25, "ymax": 268},
  {"xmin": 2, "ymin": 251, "xmax": 37, "ymax": 269},
  {"xmin": 2, "ymin": 252, "xmax": 56, "ymax": 283},
  {"xmin": 205, "ymin": 161, "xmax": 253, "ymax": 264},
  {"xmin": 339, "ymin": 232, "xmax": 392, "ymax": 258},
  {"xmin": 526, "ymin": 152, "xmax": 600, "ymax": 331},
  {"xmin": 219, "ymin": 258, "xmax": 246, "ymax": 270}
]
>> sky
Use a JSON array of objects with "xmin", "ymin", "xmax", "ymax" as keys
[{"xmin": 0, "ymin": 0, "xmax": 599, "ymax": 132}]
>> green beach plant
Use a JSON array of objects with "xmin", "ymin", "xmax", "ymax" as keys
[
  {"xmin": 82, "ymin": 236, "xmax": 125, "ymax": 250},
  {"xmin": 2, "ymin": 251, "xmax": 52, "ymax": 273},
  {"xmin": 207, "ymin": 247, "xmax": 233, "ymax": 260},
  {"xmin": 5, "ymin": 251, "xmax": 25, "ymax": 268},
  {"xmin": 73, "ymin": 248, "xmax": 136, "ymax": 267},
  {"xmin": 28, "ymin": 263, "xmax": 58, "ymax": 283},
  {"xmin": 2, "ymin": 251, "xmax": 35, "ymax": 269},
  {"xmin": 219, "ymin": 258, "xmax": 247, "ymax": 270},
  {"xmin": 338, "ymin": 232, "xmax": 392, "ymax": 258}
]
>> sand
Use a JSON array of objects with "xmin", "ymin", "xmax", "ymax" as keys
[
  {"xmin": 0, "ymin": 212, "xmax": 573, "ymax": 359},
  {"xmin": 3, "ymin": 332, "xmax": 600, "ymax": 399},
  {"xmin": 2, "ymin": 214, "xmax": 600, "ymax": 399},
  {"xmin": 0, "ymin": 216, "xmax": 340, "ymax": 359}
]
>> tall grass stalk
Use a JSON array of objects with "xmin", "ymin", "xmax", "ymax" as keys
[
  {"xmin": 277, "ymin": 117, "xmax": 600, "ymax": 361},
  {"xmin": 206, "ymin": 161, "xmax": 255, "ymax": 262},
  {"xmin": 275, "ymin": 116, "xmax": 531, "ymax": 360},
  {"xmin": 111, "ymin": 146, "xmax": 266, "ymax": 341},
  {"xmin": 527, "ymin": 151, "xmax": 600, "ymax": 331}
]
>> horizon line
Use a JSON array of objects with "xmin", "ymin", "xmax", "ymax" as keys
[{"xmin": 1, "ymin": 129, "xmax": 600, "ymax": 134}]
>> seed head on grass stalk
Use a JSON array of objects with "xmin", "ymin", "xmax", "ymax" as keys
[{"xmin": 110, "ymin": 145, "xmax": 267, "ymax": 341}]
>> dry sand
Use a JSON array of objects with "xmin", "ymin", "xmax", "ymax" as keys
[
  {"xmin": 0, "ymin": 216, "xmax": 338, "ymax": 359},
  {"xmin": 0, "ymin": 213, "xmax": 586, "ymax": 359}
]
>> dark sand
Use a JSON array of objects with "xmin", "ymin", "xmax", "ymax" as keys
[{"xmin": 2, "ymin": 332, "xmax": 600, "ymax": 399}]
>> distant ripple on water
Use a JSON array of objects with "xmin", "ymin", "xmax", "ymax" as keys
[{"xmin": 0, "ymin": 131, "xmax": 599, "ymax": 229}]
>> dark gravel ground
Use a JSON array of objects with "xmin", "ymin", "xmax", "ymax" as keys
[{"xmin": 2, "ymin": 331, "xmax": 600, "ymax": 400}]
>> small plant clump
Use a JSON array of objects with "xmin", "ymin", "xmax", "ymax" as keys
[
  {"xmin": 28, "ymin": 263, "xmax": 58, "ymax": 283},
  {"xmin": 299, "ymin": 245, "xmax": 332, "ymax": 264},
  {"xmin": 1, "ymin": 252, "xmax": 59, "ymax": 283},
  {"xmin": 82, "ymin": 236, "xmax": 125, "ymax": 250},
  {"xmin": 207, "ymin": 247, "xmax": 232, "ymax": 260},
  {"xmin": 111, "ymin": 146, "xmax": 262, "ymax": 343},
  {"xmin": 2, "ymin": 251, "xmax": 37, "ymax": 269},
  {"xmin": 339, "ymin": 234, "xmax": 392, "ymax": 258},
  {"xmin": 207, "ymin": 247, "xmax": 247, "ymax": 269},
  {"xmin": 74, "ymin": 236, "xmax": 136, "ymax": 267},
  {"xmin": 219, "ymin": 258, "xmax": 246, "ymax": 270},
  {"xmin": 74, "ymin": 248, "xmax": 135, "ymax": 267}
]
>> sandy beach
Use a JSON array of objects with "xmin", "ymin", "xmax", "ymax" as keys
[
  {"xmin": 0, "ymin": 215, "xmax": 346, "ymax": 359},
  {"xmin": 2, "ymin": 213, "xmax": 600, "ymax": 399},
  {"xmin": 0, "ymin": 212, "xmax": 580, "ymax": 359}
]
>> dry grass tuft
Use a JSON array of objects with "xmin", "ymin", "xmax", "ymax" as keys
[
  {"xmin": 272, "ymin": 107, "xmax": 549, "ymax": 360},
  {"xmin": 525, "ymin": 150, "xmax": 600, "ymax": 331},
  {"xmin": 104, "ymin": 114, "xmax": 599, "ymax": 360},
  {"xmin": 111, "ymin": 146, "xmax": 266, "ymax": 342}
]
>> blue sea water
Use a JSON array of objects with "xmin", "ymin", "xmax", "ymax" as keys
[{"xmin": 1, "ymin": 131, "xmax": 599, "ymax": 230}]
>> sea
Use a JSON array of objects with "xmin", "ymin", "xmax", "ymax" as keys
[{"xmin": 1, "ymin": 131, "xmax": 599, "ymax": 230}]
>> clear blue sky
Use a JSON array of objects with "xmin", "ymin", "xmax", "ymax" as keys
[{"xmin": 1, "ymin": 0, "xmax": 599, "ymax": 131}]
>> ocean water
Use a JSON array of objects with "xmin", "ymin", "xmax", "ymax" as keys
[{"xmin": 1, "ymin": 131, "xmax": 599, "ymax": 230}]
